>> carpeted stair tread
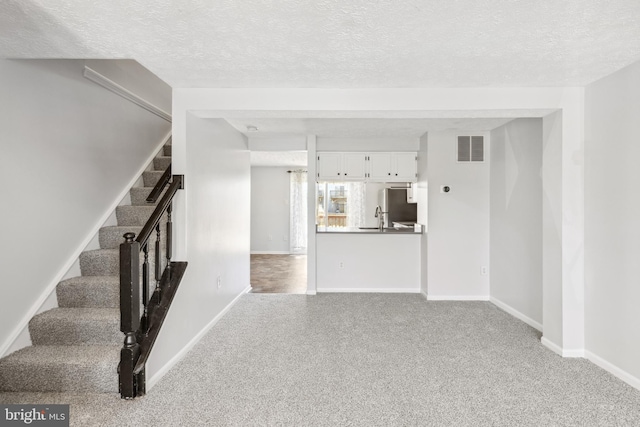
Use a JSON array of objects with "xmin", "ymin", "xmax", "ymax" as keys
[
  {"xmin": 29, "ymin": 308, "xmax": 121, "ymax": 346},
  {"xmin": 116, "ymin": 205, "xmax": 156, "ymax": 226},
  {"xmin": 153, "ymin": 156, "xmax": 171, "ymax": 171},
  {"xmin": 79, "ymin": 249, "xmax": 119, "ymax": 276},
  {"xmin": 0, "ymin": 345, "xmax": 120, "ymax": 393},
  {"xmin": 130, "ymin": 186, "xmax": 168, "ymax": 206},
  {"xmin": 100, "ymin": 225, "xmax": 167, "ymax": 250},
  {"xmin": 57, "ymin": 276, "xmax": 119, "ymax": 308},
  {"xmin": 80, "ymin": 248, "xmax": 162, "ymax": 277},
  {"xmin": 163, "ymin": 143, "xmax": 171, "ymax": 156},
  {"xmin": 143, "ymin": 170, "xmax": 165, "ymax": 187},
  {"xmin": 99, "ymin": 225, "xmax": 143, "ymax": 249}
]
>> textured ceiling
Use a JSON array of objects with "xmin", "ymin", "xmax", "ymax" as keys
[{"xmin": 2, "ymin": 0, "xmax": 640, "ymax": 88}]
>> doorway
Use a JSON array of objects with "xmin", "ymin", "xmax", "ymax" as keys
[{"xmin": 249, "ymin": 152, "xmax": 308, "ymax": 293}]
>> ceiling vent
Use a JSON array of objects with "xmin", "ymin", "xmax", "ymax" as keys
[{"xmin": 457, "ymin": 136, "xmax": 484, "ymax": 162}]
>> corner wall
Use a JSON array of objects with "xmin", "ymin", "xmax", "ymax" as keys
[
  {"xmin": 584, "ymin": 60, "xmax": 640, "ymax": 386},
  {"xmin": 489, "ymin": 119, "xmax": 543, "ymax": 329},
  {"xmin": 0, "ymin": 59, "xmax": 171, "ymax": 355},
  {"xmin": 147, "ymin": 116, "xmax": 250, "ymax": 382},
  {"xmin": 427, "ymin": 130, "xmax": 490, "ymax": 299}
]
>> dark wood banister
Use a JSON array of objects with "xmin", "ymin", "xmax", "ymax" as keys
[
  {"xmin": 119, "ymin": 167, "xmax": 186, "ymax": 399},
  {"xmin": 137, "ymin": 174, "xmax": 182, "ymax": 248},
  {"xmin": 145, "ymin": 165, "xmax": 172, "ymax": 204}
]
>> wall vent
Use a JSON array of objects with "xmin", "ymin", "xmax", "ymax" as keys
[{"xmin": 457, "ymin": 136, "xmax": 484, "ymax": 162}]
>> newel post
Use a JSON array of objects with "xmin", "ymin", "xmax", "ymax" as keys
[{"xmin": 119, "ymin": 232, "xmax": 141, "ymax": 399}]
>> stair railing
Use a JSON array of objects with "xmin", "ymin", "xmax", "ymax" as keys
[{"xmin": 119, "ymin": 168, "xmax": 186, "ymax": 399}]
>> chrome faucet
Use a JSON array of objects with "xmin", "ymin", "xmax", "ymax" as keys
[{"xmin": 375, "ymin": 205, "xmax": 385, "ymax": 231}]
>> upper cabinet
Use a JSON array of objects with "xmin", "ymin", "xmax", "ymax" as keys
[
  {"xmin": 368, "ymin": 152, "xmax": 417, "ymax": 182},
  {"xmin": 317, "ymin": 152, "xmax": 417, "ymax": 182},
  {"xmin": 317, "ymin": 153, "xmax": 367, "ymax": 180}
]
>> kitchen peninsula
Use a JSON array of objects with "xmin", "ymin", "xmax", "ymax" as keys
[
  {"xmin": 316, "ymin": 225, "xmax": 422, "ymax": 292},
  {"xmin": 315, "ymin": 150, "xmax": 423, "ymax": 293}
]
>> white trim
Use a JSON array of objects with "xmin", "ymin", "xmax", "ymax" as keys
[
  {"xmin": 490, "ymin": 296, "xmax": 543, "ymax": 331},
  {"xmin": 585, "ymin": 350, "xmax": 640, "ymax": 391},
  {"xmin": 563, "ymin": 348, "xmax": 585, "ymax": 358},
  {"xmin": 250, "ymin": 251, "xmax": 291, "ymax": 255},
  {"xmin": 0, "ymin": 133, "xmax": 172, "ymax": 358},
  {"xmin": 541, "ymin": 336, "xmax": 563, "ymax": 356},
  {"xmin": 317, "ymin": 288, "xmax": 421, "ymax": 293},
  {"xmin": 83, "ymin": 66, "xmax": 172, "ymax": 123},
  {"xmin": 541, "ymin": 336, "xmax": 584, "ymax": 358},
  {"xmin": 306, "ymin": 290, "xmax": 317, "ymax": 295},
  {"xmin": 426, "ymin": 295, "xmax": 490, "ymax": 301},
  {"xmin": 147, "ymin": 285, "xmax": 251, "ymax": 390}
]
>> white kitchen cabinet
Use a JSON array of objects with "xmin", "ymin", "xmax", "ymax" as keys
[
  {"xmin": 317, "ymin": 152, "xmax": 367, "ymax": 180},
  {"xmin": 317, "ymin": 151, "xmax": 417, "ymax": 182},
  {"xmin": 394, "ymin": 152, "xmax": 419, "ymax": 181},
  {"xmin": 368, "ymin": 152, "xmax": 417, "ymax": 182}
]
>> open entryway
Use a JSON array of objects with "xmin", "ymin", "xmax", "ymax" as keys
[{"xmin": 249, "ymin": 149, "xmax": 308, "ymax": 293}]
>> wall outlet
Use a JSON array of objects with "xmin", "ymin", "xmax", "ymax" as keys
[
  {"xmin": 268, "ymin": 234, "xmax": 273, "ymax": 241},
  {"xmin": 481, "ymin": 266, "xmax": 488, "ymax": 275},
  {"xmin": 283, "ymin": 235, "xmax": 288, "ymax": 241},
  {"xmin": 217, "ymin": 276, "xmax": 222, "ymax": 289},
  {"xmin": 339, "ymin": 262, "xmax": 344, "ymax": 268}
]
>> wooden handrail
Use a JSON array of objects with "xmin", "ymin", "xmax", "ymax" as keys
[
  {"xmin": 137, "ymin": 175, "xmax": 182, "ymax": 248},
  {"xmin": 119, "ymin": 173, "xmax": 186, "ymax": 399},
  {"xmin": 145, "ymin": 165, "xmax": 172, "ymax": 204}
]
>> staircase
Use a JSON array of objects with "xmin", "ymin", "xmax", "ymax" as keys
[{"xmin": 0, "ymin": 142, "xmax": 173, "ymax": 394}]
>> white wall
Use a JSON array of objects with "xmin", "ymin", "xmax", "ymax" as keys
[
  {"xmin": 427, "ymin": 131, "xmax": 490, "ymax": 299},
  {"xmin": 542, "ymin": 110, "xmax": 564, "ymax": 351},
  {"xmin": 148, "ymin": 116, "xmax": 250, "ymax": 382},
  {"xmin": 584, "ymin": 60, "xmax": 640, "ymax": 385},
  {"xmin": 418, "ymin": 133, "xmax": 429, "ymax": 295},
  {"xmin": 317, "ymin": 234, "xmax": 421, "ymax": 292},
  {"xmin": 490, "ymin": 119, "xmax": 543, "ymax": 328},
  {"xmin": 0, "ymin": 59, "xmax": 171, "ymax": 355},
  {"xmin": 251, "ymin": 167, "xmax": 291, "ymax": 253},
  {"xmin": 317, "ymin": 137, "xmax": 419, "ymax": 151}
]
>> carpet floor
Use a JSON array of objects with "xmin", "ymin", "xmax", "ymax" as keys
[{"xmin": 2, "ymin": 294, "xmax": 640, "ymax": 426}]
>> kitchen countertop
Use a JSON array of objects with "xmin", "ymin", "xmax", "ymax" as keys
[{"xmin": 317, "ymin": 225, "xmax": 423, "ymax": 234}]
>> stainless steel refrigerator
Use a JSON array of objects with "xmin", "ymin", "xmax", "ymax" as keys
[{"xmin": 378, "ymin": 188, "xmax": 417, "ymax": 228}]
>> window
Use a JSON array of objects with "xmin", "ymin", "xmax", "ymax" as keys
[{"xmin": 316, "ymin": 182, "xmax": 365, "ymax": 228}]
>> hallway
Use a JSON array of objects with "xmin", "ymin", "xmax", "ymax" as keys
[{"xmin": 250, "ymin": 254, "xmax": 307, "ymax": 294}]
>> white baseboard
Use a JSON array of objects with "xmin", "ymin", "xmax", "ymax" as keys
[
  {"xmin": 317, "ymin": 288, "xmax": 421, "ymax": 293},
  {"xmin": 541, "ymin": 336, "xmax": 563, "ymax": 356},
  {"xmin": 541, "ymin": 336, "xmax": 584, "ymax": 358},
  {"xmin": 586, "ymin": 350, "xmax": 640, "ymax": 391},
  {"xmin": 147, "ymin": 285, "xmax": 251, "ymax": 390},
  {"xmin": 0, "ymin": 133, "xmax": 172, "ymax": 358},
  {"xmin": 306, "ymin": 290, "xmax": 317, "ymax": 295},
  {"xmin": 489, "ymin": 296, "xmax": 543, "ymax": 332},
  {"xmin": 250, "ymin": 251, "xmax": 291, "ymax": 255},
  {"xmin": 426, "ymin": 295, "xmax": 490, "ymax": 301}
]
